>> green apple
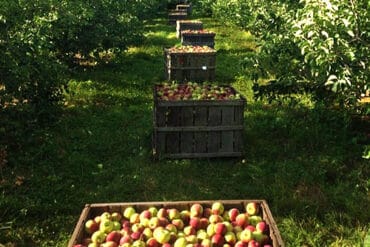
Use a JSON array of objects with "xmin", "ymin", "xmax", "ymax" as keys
[
  {"xmin": 211, "ymin": 202, "xmax": 224, "ymax": 215},
  {"xmin": 239, "ymin": 229, "xmax": 253, "ymax": 243},
  {"xmin": 148, "ymin": 207, "xmax": 158, "ymax": 217},
  {"xmin": 174, "ymin": 237, "xmax": 187, "ymax": 247},
  {"xmin": 224, "ymin": 232, "xmax": 236, "ymax": 245},
  {"xmin": 132, "ymin": 240, "xmax": 146, "ymax": 247},
  {"xmin": 100, "ymin": 219, "xmax": 114, "ymax": 234},
  {"xmin": 91, "ymin": 230, "xmax": 106, "ymax": 244},
  {"xmin": 245, "ymin": 202, "xmax": 259, "ymax": 216},
  {"xmin": 123, "ymin": 207, "xmax": 136, "ymax": 219},
  {"xmin": 153, "ymin": 228, "xmax": 171, "ymax": 244}
]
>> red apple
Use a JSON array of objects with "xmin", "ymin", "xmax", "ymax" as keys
[
  {"xmin": 247, "ymin": 240, "xmax": 260, "ymax": 247},
  {"xmin": 211, "ymin": 233, "xmax": 225, "ymax": 247},
  {"xmin": 228, "ymin": 208, "xmax": 240, "ymax": 222},
  {"xmin": 106, "ymin": 231, "xmax": 122, "ymax": 243},
  {"xmin": 189, "ymin": 217, "xmax": 200, "ymax": 229},
  {"xmin": 214, "ymin": 223, "xmax": 227, "ymax": 235},
  {"xmin": 199, "ymin": 218, "xmax": 209, "ymax": 230},
  {"xmin": 172, "ymin": 218, "xmax": 184, "ymax": 230},
  {"xmin": 146, "ymin": 237, "xmax": 160, "ymax": 247},
  {"xmin": 235, "ymin": 214, "xmax": 248, "ymax": 228},
  {"xmin": 119, "ymin": 235, "xmax": 133, "ymax": 245}
]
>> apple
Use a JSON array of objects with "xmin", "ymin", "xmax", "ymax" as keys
[
  {"xmin": 153, "ymin": 228, "xmax": 171, "ymax": 244},
  {"xmin": 201, "ymin": 238, "xmax": 212, "ymax": 247},
  {"xmin": 111, "ymin": 212, "xmax": 122, "ymax": 222},
  {"xmin": 131, "ymin": 223, "xmax": 144, "ymax": 233},
  {"xmin": 211, "ymin": 233, "xmax": 225, "ymax": 247},
  {"xmin": 174, "ymin": 237, "xmax": 187, "ymax": 247},
  {"xmin": 146, "ymin": 237, "xmax": 160, "ymax": 247},
  {"xmin": 148, "ymin": 207, "xmax": 158, "ymax": 217},
  {"xmin": 214, "ymin": 223, "xmax": 227, "ymax": 235},
  {"xmin": 132, "ymin": 240, "xmax": 146, "ymax": 247},
  {"xmin": 101, "ymin": 241, "xmax": 118, "ymax": 247},
  {"xmin": 119, "ymin": 235, "xmax": 133, "ymax": 245},
  {"xmin": 234, "ymin": 241, "xmax": 247, "ymax": 247},
  {"xmin": 130, "ymin": 231, "xmax": 142, "ymax": 241},
  {"xmin": 246, "ymin": 203, "xmax": 259, "ymax": 216},
  {"xmin": 91, "ymin": 230, "xmax": 106, "ymax": 244},
  {"xmin": 157, "ymin": 208, "xmax": 168, "ymax": 218},
  {"xmin": 248, "ymin": 216, "xmax": 262, "ymax": 226},
  {"xmin": 228, "ymin": 208, "xmax": 240, "ymax": 222},
  {"xmin": 100, "ymin": 220, "xmax": 114, "ymax": 234},
  {"xmin": 166, "ymin": 223, "xmax": 178, "ymax": 234},
  {"xmin": 199, "ymin": 218, "xmax": 209, "ymax": 230},
  {"xmin": 73, "ymin": 245, "xmax": 85, "ymax": 247},
  {"xmin": 189, "ymin": 217, "xmax": 200, "ymax": 229},
  {"xmin": 235, "ymin": 214, "xmax": 248, "ymax": 227},
  {"xmin": 121, "ymin": 220, "xmax": 131, "ymax": 229},
  {"xmin": 158, "ymin": 217, "xmax": 169, "ymax": 227},
  {"xmin": 101, "ymin": 212, "xmax": 112, "ymax": 221},
  {"xmin": 247, "ymin": 240, "xmax": 260, "ymax": 247},
  {"xmin": 255, "ymin": 221, "xmax": 268, "ymax": 233},
  {"xmin": 106, "ymin": 231, "xmax": 122, "ymax": 243},
  {"xmin": 180, "ymin": 210, "xmax": 191, "ymax": 224},
  {"xmin": 149, "ymin": 217, "xmax": 160, "ymax": 229},
  {"xmin": 88, "ymin": 243, "xmax": 100, "ymax": 247},
  {"xmin": 162, "ymin": 243, "xmax": 172, "ymax": 247},
  {"xmin": 130, "ymin": 213, "xmax": 140, "ymax": 224},
  {"xmin": 112, "ymin": 221, "xmax": 121, "ymax": 231},
  {"xmin": 168, "ymin": 208, "xmax": 181, "ymax": 220},
  {"xmin": 120, "ymin": 226, "xmax": 132, "ymax": 236},
  {"xmin": 172, "ymin": 218, "xmax": 185, "ymax": 230},
  {"xmin": 123, "ymin": 207, "xmax": 136, "ymax": 220},
  {"xmin": 94, "ymin": 215, "xmax": 102, "ymax": 225},
  {"xmin": 239, "ymin": 229, "xmax": 253, "ymax": 243},
  {"xmin": 190, "ymin": 203, "xmax": 203, "ymax": 218},
  {"xmin": 185, "ymin": 234, "xmax": 197, "ymax": 244},
  {"xmin": 140, "ymin": 210, "xmax": 152, "ymax": 222},
  {"xmin": 142, "ymin": 227, "xmax": 153, "ymax": 240},
  {"xmin": 85, "ymin": 219, "xmax": 99, "ymax": 234},
  {"xmin": 209, "ymin": 214, "xmax": 223, "ymax": 224},
  {"xmin": 183, "ymin": 225, "xmax": 196, "ymax": 236},
  {"xmin": 224, "ymin": 232, "xmax": 237, "ymax": 245},
  {"xmin": 196, "ymin": 229, "xmax": 209, "ymax": 240},
  {"xmin": 245, "ymin": 225, "xmax": 256, "ymax": 232},
  {"xmin": 206, "ymin": 223, "xmax": 216, "ymax": 237},
  {"xmin": 252, "ymin": 231, "xmax": 269, "ymax": 245}
]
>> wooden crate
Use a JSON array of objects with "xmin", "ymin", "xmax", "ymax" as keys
[
  {"xmin": 168, "ymin": 11, "xmax": 188, "ymax": 25},
  {"xmin": 164, "ymin": 47, "xmax": 216, "ymax": 82},
  {"xmin": 181, "ymin": 32, "xmax": 216, "ymax": 48},
  {"xmin": 176, "ymin": 20, "xmax": 203, "ymax": 38},
  {"xmin": 68, "ymin": 200, "xmax": 284, "ymax": 247},
  {"xmin": 153, "ymin": 85, "xmax": 245, "ymax": 159},
  {"xmin": 176, "ymin": 4, "xmax": 192, "ymax": 14}
]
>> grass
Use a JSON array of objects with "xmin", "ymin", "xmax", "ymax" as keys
[{"xmin": 0, "ymin": 17, "xmax": 369, "ymax": 247}]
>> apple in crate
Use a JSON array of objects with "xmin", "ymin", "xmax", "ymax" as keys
[{"xmin": 85, "ymin": 219, "xmax": 99, "ymax": 234}]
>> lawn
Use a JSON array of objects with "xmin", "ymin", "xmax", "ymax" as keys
[{"xmin": 0, "ymin": 16, "xmax": 369, "ymax": 247}]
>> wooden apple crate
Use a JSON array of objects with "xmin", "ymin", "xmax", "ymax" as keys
[
  {"xmin": 168, "ymin": 11, "xmax": 188, "ymax": 25},
  {"xmin": 153, "ymin": 85, "xmax": 245, "ymax": 159},
  {"xmin": 181, "ymin": 32, "xmax": 216, "ymax": 48},
  {"xmin": 164, "ymin": 48, "xmax": 216, "ymax": 82},
  {"xmin": 176, "ymin": 20, "xmax": 203, "ymax": 38},
  {"xmin": 68, "ymin": 200, "xmax": 284, "ymax": 247},
  {"xmin": 176, "ymin": 4, "xmax": 192, "ymax": 14}
]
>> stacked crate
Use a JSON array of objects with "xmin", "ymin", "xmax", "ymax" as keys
[
  {"xmin": 164, "ymin": 46, "xmax": 216, "ymax": 83},
  {"xmin": 181, "ymin": 30, "xmax": 216, "ymax": 48},
  {"xmin": 176, "ymin": 20, "xmax": 203, "ymax": 38}
]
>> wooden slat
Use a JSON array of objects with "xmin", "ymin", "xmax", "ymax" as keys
[{"xmin": 180, "ymin": 106, "xmax": 194, "ymax": 153}]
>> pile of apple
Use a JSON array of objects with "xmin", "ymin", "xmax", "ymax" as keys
[
  {"xmin": 181, "ymin": 30, "xmax": 215, "ymax": 35},
  {"xmin": 156, "ymin": 83, "xmax": 241, "ymax": 101},
  {"xmin": 167, "ymin": 46, "xmax": 214, "ymax": 53},
  {"xmin": 73, "ymin": 202, "xmax": 273, "ymax": 247}
]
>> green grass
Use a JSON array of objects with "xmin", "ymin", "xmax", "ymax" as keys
[{"xmin": 1, "ymin": 17, "xmax": 369, "ymax": 247}]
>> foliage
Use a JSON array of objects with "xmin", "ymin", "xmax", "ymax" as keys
[{"xmin": 213, "ymin": 0, "xmax": 369, "ymax": 108}]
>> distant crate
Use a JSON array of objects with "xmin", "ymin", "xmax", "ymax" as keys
[
  {"xmin": 164, "ymin": 46, "xmax": 216, "ymax": 82},
  {"xmin": 176, "ymin": 4, "xmax": 192, "ymax": 14},
  {"xmin": 181, "ymin": 30, "xmax": 216, "ymax": 48},
  {"xmin": 68, "ymin": 200, "xmax": 284, "ymax": 246},
  {"xmin": 153, "ymin": 84, "xmax": 245, "ymax": 159},
  {"xmin": 168, "ymin": 11, "xmax": 188, "ymax": 25},
  {"xmin": 176, "ymin": 20, "xmax": 203, "ymax": 38}
]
